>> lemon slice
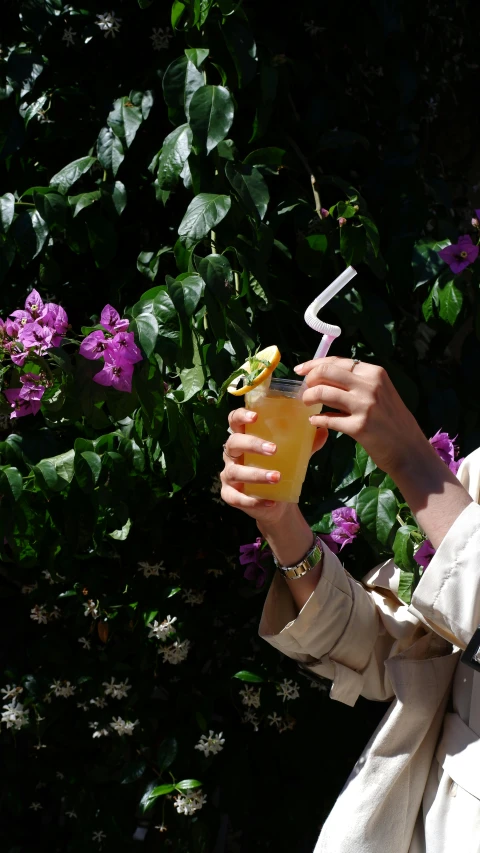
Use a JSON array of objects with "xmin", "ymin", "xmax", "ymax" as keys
[{"xmin": 226, "ymin": 345, "xmax": 281, "ymax": 396}]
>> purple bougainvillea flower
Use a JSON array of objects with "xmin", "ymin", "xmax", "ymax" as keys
[
  {"xmin": 93, "ymin": 354, "xmax": 134, "ymax": 393},
  {"xmin": 42, "ymin": 303, "xmax": 69, "ymax": 345},
  {"xmin": 79, "ymin": 330, "xmax": 110, "ymax": 360},
  {"xmin": 5, "ymin": 342, "xmax": 28, "ymax": 367},
  {"xmin": 18, "ymin": 373, "xmax": 46, "ymax": 403},
  {"xmin": 239, "ymin": 537, "xmax": 272, "ymax": 588},
  {"xmin": 414, "ymin": 539, "xmax": 436, "ymax": 569},
  {"xmin": 330, "ymin": 506, "xmax": 360, "ymax": 550},
  {"xmin": 317, "ymin": 533, "xmax": 340, "ymax": 555},
  {"xmin": 6, "ymin": 319, "xmax": 20, "ymax": 339},
  {"xmin": 100, "ymin": 304, "xmax": 129, "ymax": 334},
  {"xmin": 109, "ymin": 331, "xmax": 143, "ymax": 365},
  {"xmin": 10, "ymin": 309, "xmax": 31, "ymax": 327},
  {"xmin": 19, "ymin": 321, "xmax": 53, "ymax": 354},
  {"xmin": 429, "ymin": 429, "xmax": 463, "ymax": 476},
  {"xmin": 449, "ymin": 457, "xmax": 465, "ymax": 476},
  {"xmin": 438, "ymin": 235, "xmax": 479, "ymax": 274},
  {"xmin": 3, "ymin": 387, "xmax": 42, "ymax": 418},
  {"xmin": 24, "ymin": 289, "xmax": 45, "ymax": 320}
]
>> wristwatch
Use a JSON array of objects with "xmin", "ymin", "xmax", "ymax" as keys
[
  {"xmin": 461, "ymin": 627, "xmax": 480, "ymax": 673},
  {"xmin": 273, "ymin": 534, "xmax": 324, "ymax": 580}
]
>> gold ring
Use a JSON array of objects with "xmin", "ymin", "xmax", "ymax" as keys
[{"xmin": 350, "ymin": 359, "xmax": 361, "ymax": 372}]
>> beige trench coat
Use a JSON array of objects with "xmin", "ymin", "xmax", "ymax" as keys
[{"xmin": 259, "ymin": 448, "xmax": 480, "ymax": 852}]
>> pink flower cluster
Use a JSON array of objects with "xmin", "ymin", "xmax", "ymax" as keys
[
  {"xmin": 79, "ymin": 305, "xmax": 142, "ymax": 393},
  {"xmin": 0, "ymin": 289, "xmax": 68, "ymax": 368},
  {"xmin": 1, "ymin": 290, "xmax": 68, "ymax": 419}
]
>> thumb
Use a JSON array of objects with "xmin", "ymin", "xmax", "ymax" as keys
[{"xmin": 311, "ymin": 427, "xmax": 328, "ymax": 456}]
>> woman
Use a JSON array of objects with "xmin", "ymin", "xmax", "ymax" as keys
[{"xmin": 220, "ymin": 355, "xmax": 480, "ymax": 853}]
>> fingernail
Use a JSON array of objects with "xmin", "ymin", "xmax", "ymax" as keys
[
  {"xmin": 294, "ymin": 364, "xmax": 304, "ymax": 373},
  {"xmin": 246, "ymin": 411, "xmax": 256, "ymax": 420},
  {"xmin": 264, "ymin": 501, "xmax": 276, "ymax": 507},
  {"xmin": 266, "ymin": 471, "xmax": 280, "ymax": 482},
  {"xmin": 262, "ymin": 442, "xmax": 276, "ymax": 454},
  {"xmin": 309, "ymin": 416, "xmax": 317, "ymax": 424}
]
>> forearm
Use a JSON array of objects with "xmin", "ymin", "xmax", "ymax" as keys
[
  {"xmin": 390, "ymin": 436, "xmax": 472, "ymax": 550},
  {"xmin": 257, "ymin": 505, "xmax": 323, "ymax": 612}
]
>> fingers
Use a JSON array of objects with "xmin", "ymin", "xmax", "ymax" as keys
[
  {"xmin": 308, "ymin": 411, "xmax": 360, "ymax": 434},
  {"xmin": 221, "ymin": 461, "xmax": 281, "ymax": 485},
  {"xmin": 311, "ymin": 426, "xmax": 329, "ymax": 455},
  {"xmin": 295, "ymin": 356, "xmax": 378, "ymax": 382},
  {"xmin": 220, "ymin": 482, "xmax": 276, "ymax": 510},
  {"xmin": 228, "ymin": 407, "xmax": 257, "ymax": 434},
  {"xmin": 302, "ymin": 383, "xmax": 352, "ymax": 411},
  {"xmin": 224, "ymin": 433, "xmax": 276, "ymax": 461}
]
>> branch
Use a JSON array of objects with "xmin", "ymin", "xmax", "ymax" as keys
[{"xmin": 287, "ymin": 136, "xmax": 325, "ymax": 220}]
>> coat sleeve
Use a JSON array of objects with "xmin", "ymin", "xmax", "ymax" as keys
[
  {"xmin": 258, "ymin": 543, "xmax": 423, "ymax": 707},
  {"xmin": 410, "ymin": 501, "xmax": 480, "ymax": 650}
]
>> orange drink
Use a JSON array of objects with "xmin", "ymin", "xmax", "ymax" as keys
[{"xmin": 244, "ymin": 379, "xmax": 322, "ymax": 503}]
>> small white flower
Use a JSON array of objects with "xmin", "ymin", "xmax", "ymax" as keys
[
  {"xmin": 1, "ymin": 684, "xmax": 23, "ymax": 701},
  {"xmin": 83, "ymin": 600, "xmax": 100, "ymax": 619},
  {"xmin": 304, "ymin": 20, "xmax": 324, "ymax": 36},
  {"xmin": 50, "ymin": 680, "xmax": 76, "ymax": 698},
  {"xmin": 92, "ymin": 829, "xmax": 107, "ymax": 843},
  {"xmin": 159, "ymin": 639, "xmax": 191, "ymax": 665},
  {"xmin": 150, "ymin": 26, "xmax": 173, "ymax": 51},
  {"xmin": 210, "ymin": 476, "xmax": 221, "ymax": 495},
  {"xmin": 137, "ymin": 560, "xmax": 165, "ymax": 577},
  {"xmin": 173, "ymin": 789, "xmax": 207, "ymax": 816},
  {"xmin": 267, "ymin": 712, "xmax": 283, "ymax": 728},
  {"xmin": 239, "ymin": 685, "xmax": 261, "ymax": 709},
  {"xmin": 42, "ymin": 570, "xmax": 66, "ymax": 585},
  {"xmin": 148, "ymin": 615, "xmax": 177, "ymax": 641},
  {"xmin": 184, "ymin": 512, "xmax": 197, "ymax": 524},
  {"xmin": 78, "ymin": 637, "xmax": 91, "ymax": 650},
  {"xmin": 1, "ymin": 699, "xmax": 29, "ymax": 730},
  {"xmin": 195, "ymin": 730, "xmax": 225, "ymax": 757},
  {"xmin": 22, "ymin": 582, "xmax": 38, "ymax": 594},
  {"xmin": 168, "ymin": 571, "xmax": 180, "ymax": 580},
  {"xmin": 102, "ymin": 677, "xmax": 131, "ymax": 700},
  {"xmin": 155, "ymin": 824, "xmax": 168, "ymax": 832},
  {"xmin": 276, "ymin": 678, "xmax": 300, "ymax": 703},
  {"xmin": 95, "ymin": 11, "xmax": 122, "ymax": 38},
  {"xmin": 29, "ymin": 802, "xmax": 43, "ymax": 811},
  {"xmin": 90, "ymin": 697, "xmax": 108, "ymax": 709},
  {"xmin": 30, "ymin": 604, "xmax": 48, "ymax": 624},
  {"xmin": 207, "ymin": 568, "xmax": 223, "ymax": 577},
  {"xmin": 56, "ymin": 771, "xmax": 64, "ymax": 779},
  {"xmin": 278, "ymin": 716, "xmax": 296, "ymax": 734},
  {"xmin": 49, "ymin": 606, "xmax": 62, "ymax": 621},
  {"xmin": 242, "ymin": 710, "xmax": 259, "ymax": 731},
  {"xmin": 66, "ymin": 810, "xmax": 77, "ymax": 818},
  {"xmin": 182, "ymin": 589, "xmax": 205, "ymax": 606},
  {"xmin": 110, "ymin": 716, "xmax": 139, "ymax": 736},
  {"xmin": 61, "ymin": 26, "xmax": 76, "ymax": 46},
  {"xmin": 33, "ymin": 743, "xmax": 47, "ymax": 749},
  {"xmin": 77, "ymin": 702, "xmax": 88, "ymax": 711},
  {"xmin": 92, "ymin": 728, "xmax": 110, "ymax": 739}
]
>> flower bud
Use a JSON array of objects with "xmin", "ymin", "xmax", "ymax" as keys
[
  {"xmin": 338, "ymin": 217, "xmax": 347, "ymax": 227},
  {"xmin": 472, "ymin": 218, "xmax": 479, "ymax": 229},
  {"xmin": 320, "ymin": 208, "xmax": 330, "ymax": 219}
]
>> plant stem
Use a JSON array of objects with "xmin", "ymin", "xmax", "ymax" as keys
[
  {"xmin": 234, "ymin": 271, "xmax": 240, "ymax": 294},
  {"xmin": 211, "ymin": 230, "xmax": 217, "ymax": 254},
  {"xmin": 287, "ymin": 135, "xmax": 324, "ymax": 219}
]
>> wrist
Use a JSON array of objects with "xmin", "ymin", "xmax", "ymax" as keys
[{"xmin": 257, "ymin": 504, "xmax": 313, "ymax": 568}]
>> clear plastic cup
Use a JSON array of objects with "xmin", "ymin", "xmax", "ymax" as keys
[{"xmin": 243, "ymin": 379, "xmax": 322, "ymax": 503}]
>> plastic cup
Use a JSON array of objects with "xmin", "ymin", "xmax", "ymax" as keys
[{"xmin": 243, "ymin": 379, "xmax": 322, "ymax": 503}]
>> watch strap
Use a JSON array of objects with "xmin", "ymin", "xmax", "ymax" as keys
[{"xmin": 273, "ymin": 535, "xmax": 323, "ymax": 580}]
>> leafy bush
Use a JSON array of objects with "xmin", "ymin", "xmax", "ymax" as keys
[{"xmin": 1, "ymin": 1, "xmax": 479, "ymax": 851}]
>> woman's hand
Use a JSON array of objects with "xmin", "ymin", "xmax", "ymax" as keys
[
  {"xmin": 295, "ymin": 356, "xmax": 429, "ymax": 477},
  {"xmin": 220, "ymin": 407, "xmax": 328, "ymax": 524}
]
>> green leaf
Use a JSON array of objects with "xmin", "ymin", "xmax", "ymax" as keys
[
  {"xmin": 156, "ymin": 124, "xmax": 192, "ymax": 191},
  {"xmin": 157, "ymin": 736, "xmax": 178, "ymax": 772},
  {"xmin": 175, "ymin": 779, "xmax": 203, "ymax": 791},
  {"xmin": 198, "ymin": 254, "xmax": 233, "ymax": 306},
  {"xmin": 12, "ymin": 210, "xmax": 49, "ymax": 264},
  {"xmin": 74, "ymin": 451, "xmax": 102, "ymax": 492},
  {"xmin": 103, "ymin": 181, "xmax": 127, "ymax": 217},
  {"xmin": 355, "ymin": 487, "xmax": 397, "ymax": 546},
  {"xmin": 0, "ymin": 193, "xmax": 15, "ymax": 233},
  {"xmin": 184, "ymin": 48, "xmax": 210, "ymax": 68},
  {"xmin": 162, "ymin": 56, "xmax": 204, "ymax": 118},
  {"xmin": 6, "ymin": 51, "xmax": 43, "ymax": 97},
  {"xmin": 225, "ymin": 162, "xmax": 269, "ymax": 221},
  {"xmin": 412, "ymin": 239, "xmax": 451, "ymax": 287},
  {"xmin": 244, "ymin": 147, "xmax": 285, "ymax": 168},
  {"xmin": 358, "ymin": 216, "xmax": 380, "ymax": 256},
  {"xmin": 68, "ymin": 191, "xmax": 101, "ymax": 217},
  {"xmin": 437, "ymin": 279, "xmax": 463, "ymax": 325},
  {"xmin": 393, "ymin": 525, "xmax": 417, "ymax": 571},
  {"xmin": 120, "ymin": 761, "xmax": 147, "ymax": 785},
  {"xmin": 134, "ymin": 313, "xmax": 159, "ymax": 358},
  {"xmin": 34, "ymin": 192, "xmax": 67, "ymax": 230},
  {"xmin": 107, "ymin": 97, "xmax": 143, "ymax": 148},
  {"xmin": 0, "ymin": 467, "xmax": 23, "ymax": 502},
  {"xmin": 222, "ymin": 17, "xmax": 257, "ymax": 87},
  {"xmin": 189, "ymin": 85, "xmax": 235, "ymax": 155},
  {"xmin": 170, "ymin": 274, "xmax": 205, "ymax": 317},
  {"xmin": 296, "ymin": 234, "xmax": 328, "ymax": 278},
  {"xmin": 23, "ymin": 93, "xmax": 48, "ymax": 126},
  {"xmin": 97, "ymin": 127, "xmax": 125, "ymax": 177},
  {"xmin": 232, "ymin": 670, "xmax": 264, "ymax": 682},
  {"xmin": 140, "ymin": 783, "xmax": 175, "ymax": 813},
  {"xmin": 179, "ymin": 333, "xmax": 205, "ymax": 400},
  {"xmin": 109, "ymin": 517, "xmax": 132, "ymax": 540},
  {"xmin": 178, "ymin": 193, "xmax": 231, "ymax": 248},
  {"xmin": 340, "ymin": 224, "xmax": 367, "ymax": 266},
  {"xmin": 49, "ymin": 156, "xmax": 97, "ymax": 195},
  {"xmin": 398, "ymin": 570, "xmax": 415, "ymax": 605}
]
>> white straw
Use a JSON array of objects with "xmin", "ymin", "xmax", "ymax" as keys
[{"xmin": 304, "ymin": 266, "xmax": 357, "ymax": 361}]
